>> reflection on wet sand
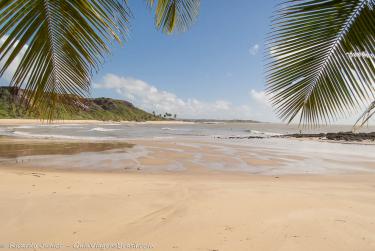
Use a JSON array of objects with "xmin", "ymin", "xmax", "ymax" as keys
[{"xmin": 0, "ymin": 137, "xmax": 133, "ymax": 158}]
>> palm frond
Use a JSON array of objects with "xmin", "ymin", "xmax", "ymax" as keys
[
  {"xmin": 353, "ymin": 100, "xmax": 375, "ymax": 131},
  {"xmin": 266, "ymin": 0, "xmax": 375, "ymax": 126},
  {"xmin": 0, "ymin": 0, "xmax": 129, "ymax": 119},
  {"xmin": 146, "ymin": 0, "xmax": 200, "ymax": 33}
]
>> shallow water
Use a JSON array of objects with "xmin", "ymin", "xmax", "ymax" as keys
[
  {"xmin": 0, "ymin": 122, "xmax": 374, "ymax": 140},
  {"xmin": 0, "ymin": 122, "xmax": 374, "ymax": 175}
]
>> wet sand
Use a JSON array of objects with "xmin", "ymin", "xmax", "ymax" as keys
[
  {"xmin": 0, "ymin": 137, "xmax": 375, "ymax": 250},
  {"xmin": 0, "ymin": 137, "xmax": 133, "ymax": 158},
  {"xmin": 3, "ymin": 137, "xmax": 374, "ymax": 174}
]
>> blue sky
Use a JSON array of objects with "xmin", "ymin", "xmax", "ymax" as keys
[
  {"xmin": 1, "ymin": 0, "xmax": 369, "ymax": 123},
  {"xmin": 91, "ymin": 0, "xmax": 279, "ymax": 121},
  {"xmin": 0, "ymin": 0, "xmax": 280, "ymax": 121}
]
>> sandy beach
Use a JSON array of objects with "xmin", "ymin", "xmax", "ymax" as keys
[
  {"xmin": 1, "ymin": 166, "xmax": 375, "ymax": 251},
  {"xmin": 1, "ymin": 0, "xmax": 374, "ymax": 250},
  {"xmin": 0, "ymin": 121, "xmax": 374, "ymax": 251}
]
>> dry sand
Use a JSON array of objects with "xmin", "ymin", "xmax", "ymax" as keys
[{"xmin": 0, "ymin": 167, "xmax": 375, "ymax": 251}]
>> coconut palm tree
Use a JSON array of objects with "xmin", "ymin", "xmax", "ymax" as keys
[
  {"xmin": 266, "ymin": 0, "xmax": 375, "ymax": 127},
  {"xmin": 0, "ymin": 0, "xmax": 200, "ymax": 118}
]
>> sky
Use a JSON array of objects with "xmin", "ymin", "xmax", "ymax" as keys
[
  {"xmin": 0, "ymin": 0, "xmax": 371, "ymax": 124},
  {"xmin": 92, "ymin": 0, "xmax": 278, "ymax": 122}
]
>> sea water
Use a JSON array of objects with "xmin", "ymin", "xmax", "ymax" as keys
[{"xmin": 0, "ymin": 122, "xmax": 374, "ymax": 175}]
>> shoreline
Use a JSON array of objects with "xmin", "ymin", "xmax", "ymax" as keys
[{"xmin": 0, "ymin": 118, "xmax": 195, "ymax": 125}]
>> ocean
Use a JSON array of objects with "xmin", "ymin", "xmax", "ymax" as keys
[
  {"xmin": 0, "ymin": 122, "xmax": 374, "ymax": 175},
  {"xmin": 0, "ymin": 122, "xmax": 373, "ymax": 140}
]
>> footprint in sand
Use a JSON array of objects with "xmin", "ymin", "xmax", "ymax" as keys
[{"xmin": 30, "ymin": 172, "xmax": 45, "ymax": 178}]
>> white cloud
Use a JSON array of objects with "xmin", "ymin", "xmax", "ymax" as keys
[
  {"xmin": 248, "ymin": 89, "xmax": 277, "ymax": 122},
  {"xmin": 0, "ymin": 35, "xmax": 28, "ymax": 82},
  {"xmin": 249, "ymin": 90, "xmax": 272, "ymax": 107},
  {"xmin": 94, "ymin": 73, "xmax": 277, "ymax": 121},
  {"xmin": 249, "ymin": 44, "xmax": 260, "ymax": 56}
]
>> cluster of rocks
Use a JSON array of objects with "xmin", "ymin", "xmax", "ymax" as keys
[
  {"xmin": 280, "ymin": 132, "xmax": 375, "ymax": 142},
  {"xmin": 216, "ymin": 132, "xmax": 375, "ymax": 142},
  {"xmin": 215, "ymin": 136, "xmax": 264, "ymax": 139}
]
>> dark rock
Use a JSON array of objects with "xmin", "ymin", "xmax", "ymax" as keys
[
  {"xmin": 228, "ymin": 136, "xmax": 263, "ymax": 139},
  {"xmin": 216, "ymin": 136, "xmax": 264, "ymax": 139},
  {"xmin": 278, "ymin": 132, "xmax": 375, "ymax": 142}
]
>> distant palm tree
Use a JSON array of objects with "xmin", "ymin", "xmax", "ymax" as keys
[
  {"xmin": 0, "ymin": 0, "xmax": 200, "ymax": 118},
  {"xmin": 266, "ymin": 0, "xmax": 375, "ymax": 127}
]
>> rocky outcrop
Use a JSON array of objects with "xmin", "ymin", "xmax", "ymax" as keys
[{"xmin": 279, "ymin": 132, "xmax": 375, "ymax": 142}]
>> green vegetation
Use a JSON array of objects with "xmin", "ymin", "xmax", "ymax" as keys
[
  {"xmin": 0, "ymin": 87, "xmax": 160, "ymax": 121},
  {"xmin": 267, "ymin": 0, "xmax": 375, "ymax": 126},
  {"xmin": 0, "ymin": 0, "xmax": 200, "ymax": 119}
]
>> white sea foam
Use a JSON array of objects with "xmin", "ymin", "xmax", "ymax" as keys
[
  {"xmin": 247, "ymin": 129, "xmax": 282, "ymax": 136},
  {"xmin": 0, "ymin": 127, "xmax": 16, "ymax": 136},
  {"xmin": 59, "ymin": 126, "xmax": 84, "ymax": 129},
  {"xmin": 260, "ymin": 131, "xmax": 282, "ymax": 136},
  {"xmin": 202, "ymin": 122, "xmax": 225, "ymax": 124},
  {"xmin": 12, "ymin": 131, "xmax": 116, "ymax": 141},
  {"xmin": 13, "ymin": 125, "xmax": 36, "ymax": 129},
  {"xmin": 89, "ymin": 127, "xmax": 119, "ymax": 132},
  {"xmin": 161, "ymin": 127, "xmax": 177, "ymax": 131},
  {"xmin": 39, "ymin": 124, "xmax": 61, "ymax": 127},
  {"xmin": 101, "ymin": 123, "xmax": 122, "ymax": 126},
  {"xmin": 161, "ymin": 127, "xmax": 189, "ymax": 132},
  {"xmin": 152, "ymin": 136, "xmax": 175, "ymax": 140}
]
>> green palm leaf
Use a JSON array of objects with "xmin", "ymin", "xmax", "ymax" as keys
[
  {"xmin": 146, "ymin": 0, "xmax": 200, "ymax": 33},
  {"xmin": 266, "ymin": 0, "xmax": 375, "ymax": 126},
  {"xmin": 0, "ymin": 0, "xmax": 129, "ymax": 119},
  {"xmin": 353, "ymin": 100, "xmax": 375, "ymax": 130}
]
